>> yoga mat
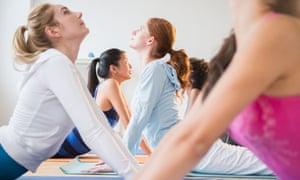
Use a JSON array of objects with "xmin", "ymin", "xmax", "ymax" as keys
[
  {"xmin": 18, "ymin": 176, "xmax": 123, "ymax": 180},
  {"xmin": 69, "ymin": 154, "xmax": 148, "ymax": 163},
  {"xmin": 18, "ymin": 176, "xmax": 210, "ymax": 180},
  {"xmin": 60, "ymin": 157, "xmax": 117, "ymax": 175},
  {"xmin": 187, "ymin": 171, "xmax": 276, "ymax": 179},
  {"xmin": 61, "ymin": 158, "xmax": 276, "ymax": 179}
]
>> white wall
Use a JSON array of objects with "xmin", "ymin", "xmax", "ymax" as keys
[
  {"xmin": 37, "ymin": 0, "xmax": 232, "ymax": 102},
  {"xmin": 0, "ymin": 0, "xmax": 30, "ymax": 125},
  {"xmin": 0, "ymin": 0, "xmax": 232, "ymax": 125},
  {"xmin": 38, "ymin": 0, "xmax": 231, "ymax": 59}
]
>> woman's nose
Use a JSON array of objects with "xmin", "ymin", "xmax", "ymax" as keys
[{"xmin": 76, "ymin": 11, "xmax": 82, "ymax": 18}]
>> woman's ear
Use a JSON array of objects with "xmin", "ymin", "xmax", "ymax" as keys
[
  {"xmin": 146, "ymin": 36, "xmax": 155, "ymax": 46},
  {"xmin": 109, "ymin": 64, "xmax": 118, "ymax": 75},
  {"xmin": 45, "ymin": 26, "xmax": 61, "ymax": 39}
]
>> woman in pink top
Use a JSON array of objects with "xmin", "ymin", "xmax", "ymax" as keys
[{"xmin": 134, "ymin": 1, "xmax": 300, "ymax": 180}]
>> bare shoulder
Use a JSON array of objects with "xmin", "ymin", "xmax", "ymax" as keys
[
  {"xmin": 96, "ymin": 79, "xmax": 120, "ymax": 97},
  {"xmin": 245, "ymin": 13, "xmax": 300, "ymax": 55},
  {"xmin": 234, "ymin": 13, "xmax": 300, "ymax": 76},
  {"xmin": 260, "ymin": 13, "xmax": 300, "ymax": 40},
  {"xmin": 98, "ymin": 79, "xmax": 122, "ymax": 103},
  {"xmin": 269, "ymin": 14, "xmax": 300, "ymax": 59}
]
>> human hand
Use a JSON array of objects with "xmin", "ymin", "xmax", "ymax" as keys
[{"xmin": 81, "ymin": 161, "xmax": 113, "ymax": 173}]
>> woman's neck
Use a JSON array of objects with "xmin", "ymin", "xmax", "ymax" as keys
[
  {"xmin": 106, "ymin": 76, "xmax": 122, "ymax": 85},
  {"xmin": 137, "ymin": 50, "xmax": 156, "ymax": 69},
  {"xmin": 53, "ymin": 39, "xmax": 82, "ymax": 63}
]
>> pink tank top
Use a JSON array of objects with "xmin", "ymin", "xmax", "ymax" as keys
[{"xmin": 229, "ymin": 94, "xmax": 300, "ymax": 179}]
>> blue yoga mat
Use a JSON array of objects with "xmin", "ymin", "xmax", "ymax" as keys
[
  {"xmin": 60, "ymin": 157, "xmax": 276, "ymax": 179},
  {"xmin": 18, "ymin": 176, "xmax": 123, "ymax": 180},
  {"xmin": 60, "ymin": 157, "xmax": 117, "ymax": 175},
  {"xmin": 188, "ymin": 171, "xmax": 276, "ymax": 179},
  {"xmin": 18, "ymin": 176, "xmax": 211, "ymax": 180}
]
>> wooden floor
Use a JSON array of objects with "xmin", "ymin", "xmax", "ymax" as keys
[{"xmin": 22, "ymin": 154, "xmax": 275, "ymax": 180}]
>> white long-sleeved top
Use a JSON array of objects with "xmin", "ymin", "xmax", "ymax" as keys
[{"xmin": 0, "ymin": 49, "xmax": 139, "ymax": 179}]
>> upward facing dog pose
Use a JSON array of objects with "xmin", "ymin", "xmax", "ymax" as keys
[{"xmin": 0, "ymin": 3, "xmax": 139, "ymax": 180}]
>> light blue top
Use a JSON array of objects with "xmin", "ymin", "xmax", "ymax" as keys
[{"xmin": 123, "ymin": 60, "xmax": 181, "ymax": 155}]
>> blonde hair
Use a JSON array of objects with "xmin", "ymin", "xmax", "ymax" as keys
[{"xmin": 12, "ymin": 3, "xmax": 57, "ymax": 67}]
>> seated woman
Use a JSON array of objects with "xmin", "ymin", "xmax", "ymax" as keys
[{"xmin": 54, "ymin": 48, "xmax": 151, "ymax": 157}]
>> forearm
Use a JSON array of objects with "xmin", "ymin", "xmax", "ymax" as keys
[
  {"xmin": 125, "ymin": 99, "xmax": 154, "ymax": 155},
  {"xmin": 47, "ymin": 60, "xmax": 139, "ymax": 179},
  {"xmin": 86, "ymin": 126, "xmax": 140, "ymax": 179},
  {"xmin": 134, "ymin": 122, "xmax": 210, "ymax": 180},
  {"xmin": 140, "ymin": 138, "xmax": 152, "ymax": 155}
]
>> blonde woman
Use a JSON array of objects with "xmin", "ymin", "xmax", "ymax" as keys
[{"xmin": 0, "ymin": 3, "xmax": 139, "ymax": 179}]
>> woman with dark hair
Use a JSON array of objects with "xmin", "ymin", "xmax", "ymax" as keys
[
  {"xmin": 55, "ymin": 48, "xmax": 151, "ymax": 158},
  {"xmin": 88, "ymin": 48, "xmax": 129, "ymax": 128},
  {"xmin": 185, "ymin": 57, "xmax": 209, "ymax": 112}
]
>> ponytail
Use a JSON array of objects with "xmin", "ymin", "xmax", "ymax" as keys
[
  {"xmin": 146, "ymin": 17, "xmax": 190, "ymax": 91},
  {"xmin": 202, "ymin": 32, "xmax": 236, "ymax": 101},
  {"xmin": 167, "ymin": 49, "xmax": 190, "ymax": 90},
  {"xmin": 12, "ymin": 3, "xmax": 56, "ymax": 70},
  {"xmin": 87, "ymin": 58, "xmax": 100, "ymax": 95},
  {"xmin": 12, "ymin": 25, "xmax": 43, "ymax": 67}
]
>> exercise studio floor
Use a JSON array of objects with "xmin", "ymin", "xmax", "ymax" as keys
[{"xmin": 17, "ymin": 154, "xmax": 276, "ymax": 180}]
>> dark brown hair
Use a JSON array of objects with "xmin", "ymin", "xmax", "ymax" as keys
[
  {"xmin": 87, "ymin": 48, "xmax": 125, "ymax": 95},
  {"xmin": 202, "ymin": 32, "xmax": 236, "ymax": 101},
  {"xmin": 189, "ymin": 58, "xmax": 209, "ymax": 90},
  {"xmin": 266, "ymin": 0, "xmax": 300, "ymax": 17}
]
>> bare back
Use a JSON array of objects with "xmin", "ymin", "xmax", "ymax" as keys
[{"xmin": 263, "ymin": 14, "xmax": 300, "ymax": 96}]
